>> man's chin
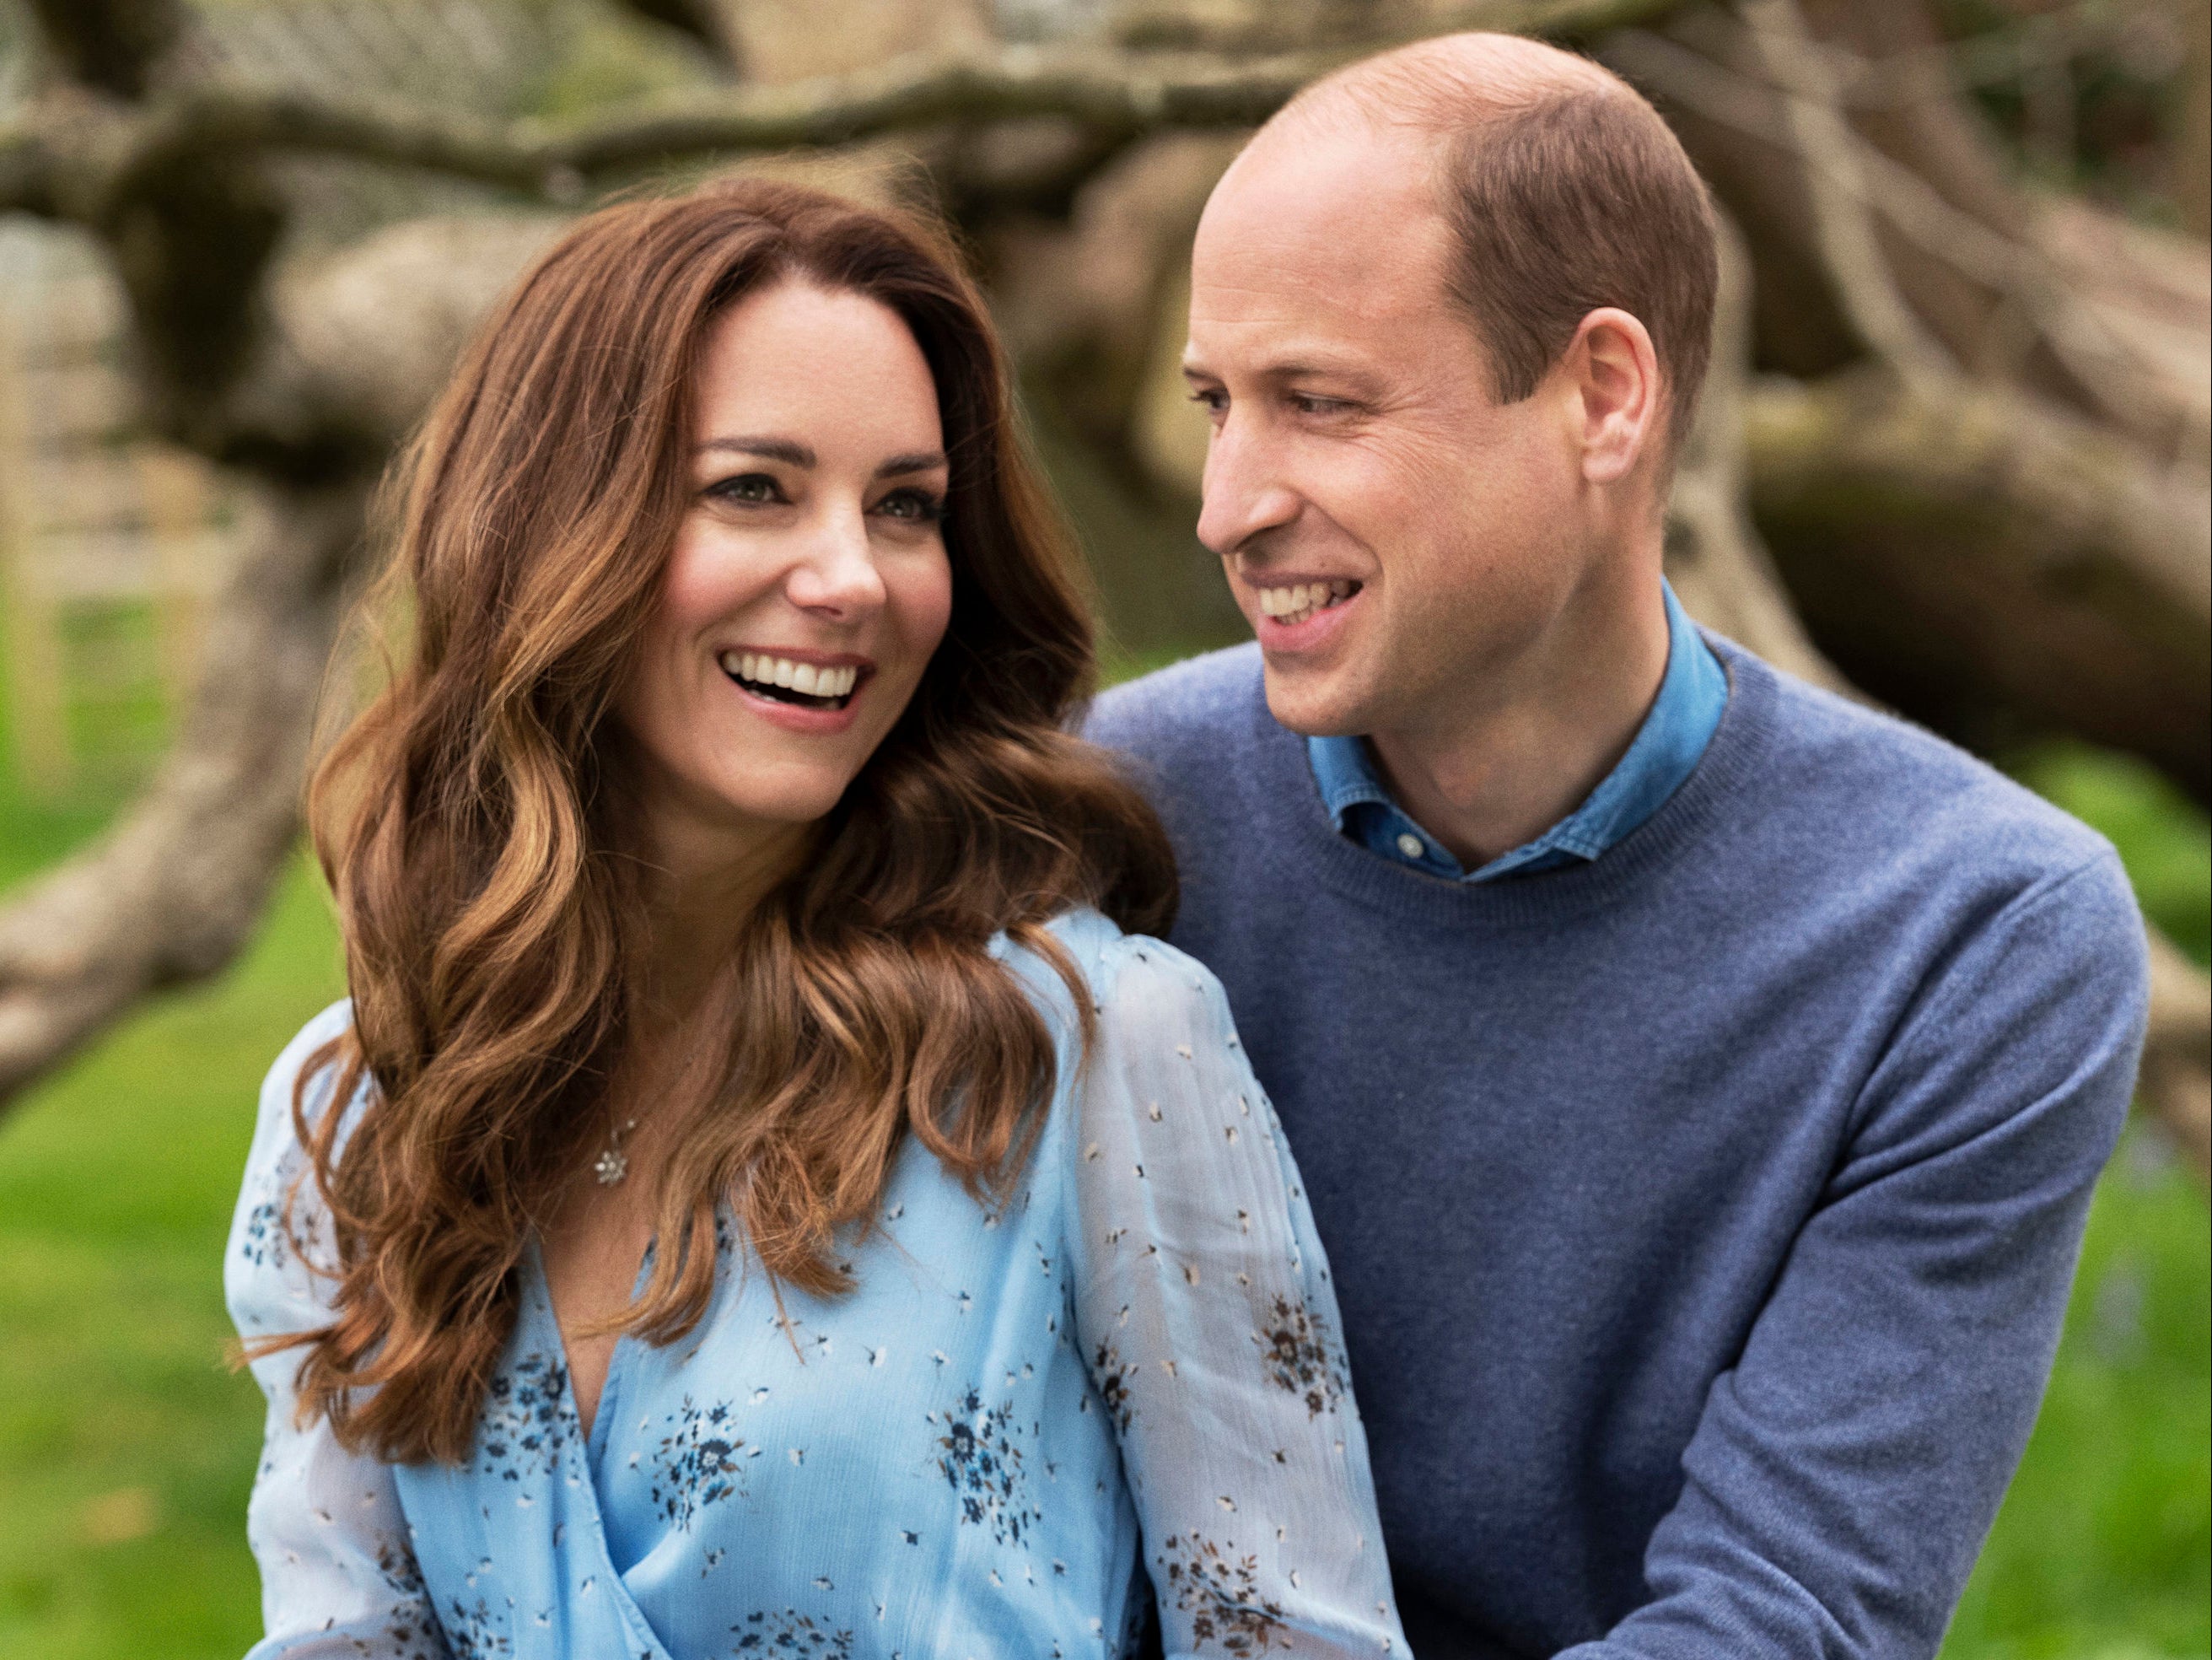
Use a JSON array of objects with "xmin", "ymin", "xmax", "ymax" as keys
[{"xmin": 1258, "ymin": 663, "xmax": 1373, "ymax": 740}]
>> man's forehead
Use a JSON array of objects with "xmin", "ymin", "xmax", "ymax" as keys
[{"xmin": 1191, "ymin": 125, "xmax": 1454, "ymax": 331}]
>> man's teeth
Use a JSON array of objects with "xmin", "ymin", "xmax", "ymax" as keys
[
  {"xmin": 717, "ymin": 652, "xmax": 859, "ymax": 700},
  {"xmin": 1257, "ymin": 579, "xmax": 1356, "ymax": 624}
]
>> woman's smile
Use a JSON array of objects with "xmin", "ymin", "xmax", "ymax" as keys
[
  {"xmin": 714, "ymin": 646, "xmax": 875, "ymax": 733},
  {"xmin": 718, "ymin": 649, "xmax": 871, "ymax": 710}
]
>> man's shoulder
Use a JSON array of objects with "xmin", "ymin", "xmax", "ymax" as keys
[
  {"xmin": 1084, "ymin": 643, "xmax": 1266, "ymax": 773},
  {"xmin": 1727, "ymin": 640, "xmax": 2118, "ymax": 889}
]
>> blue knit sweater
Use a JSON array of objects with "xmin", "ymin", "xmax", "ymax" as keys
[{"xmin": 1087, "ymin": 637, "xmax": 2149, "ymax": 1659}]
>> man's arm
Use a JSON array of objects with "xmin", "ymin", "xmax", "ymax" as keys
[{"xmin": 1561, "ymin": 852, "xmax": 2150, "ymax": 1659}]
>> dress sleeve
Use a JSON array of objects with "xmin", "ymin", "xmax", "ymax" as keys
[
  {"xmin": 1064, "ymin": 935, "xmax": 1411, "ymax": 1658},
  {"xmin": 223, "ymin": 1004, "xmax": 449, "ymax": 1660}
]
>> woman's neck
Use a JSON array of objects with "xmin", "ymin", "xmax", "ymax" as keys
[{"xmin": 634, "ymin": 814, "xmax": 813, "ymax": 1022}]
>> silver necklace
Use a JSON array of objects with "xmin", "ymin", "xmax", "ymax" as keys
[{"xmin": 594, "ymin": 1117, "xmax": 638, "ymax": 1186}]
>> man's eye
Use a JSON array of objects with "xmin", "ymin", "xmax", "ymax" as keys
[
  {"xmin": 875, "ymin": 488, "xmax": 946, "ymax": 524},
  {"xmin": 1188, "ymin": 388, "xmax": 1228, "ymax": 415},
  {"xmin": 708, "ymin": 472, "xmax": 783, "ymax": 505},
  {"xmin": 1290, "ymin": 394, "xmax": 1348, "ymax": 416}
]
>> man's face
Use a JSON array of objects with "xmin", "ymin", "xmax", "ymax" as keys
[{"xmin": 1186, "ymin": 120, "xmax": 1594, "ymax": 741}]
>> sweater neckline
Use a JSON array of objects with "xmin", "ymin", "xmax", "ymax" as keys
[{"xmin": 1240, "ymin": 636, "xmax": 1780, "ymax": 930}]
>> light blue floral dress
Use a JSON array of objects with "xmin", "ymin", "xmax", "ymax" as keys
[{"xmin": 228, "ymin": 910, "xmax": 1411, "ymax": 1659}]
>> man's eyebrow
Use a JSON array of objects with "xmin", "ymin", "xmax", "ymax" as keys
[
  {"xmin": 1261, "ymin": 357, "xmax": 1382, "ymax": 387},
  {"xmin": 875, "ymin": 451, "xmax": 948, "ymax": 479},
  {"xmin": 697, "ymin": 436, "xmax": 815, "ymax": 466},
  {"xmin": 1181, "ymin": 356, "xmax": 1384, "ymax": 391}
]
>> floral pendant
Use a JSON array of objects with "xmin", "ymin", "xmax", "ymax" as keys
[{"xmin": 594, "ymin": 1117, "xmax": 637, "ymax": 1186}]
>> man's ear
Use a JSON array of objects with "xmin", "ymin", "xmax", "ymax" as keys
[{"xmin": 1564, "ymin": 308, "xmax": 1660, "ymax": 486}]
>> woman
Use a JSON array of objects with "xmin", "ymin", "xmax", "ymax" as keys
[{"xmin": 228, "ymin": 176, "xmax": 1409, "ymax": 1660}]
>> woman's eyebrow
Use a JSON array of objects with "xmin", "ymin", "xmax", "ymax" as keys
[
  {"xmin": 875, "ymin": 451, "xmax": 948, "ymax": 480},
  {"xmin": 697, "ymin": 435, "xmax": 815, "ymax": 466},
  {"xmin": 695, "ymin": 439, "xmax": 945, "ymax": 479}
]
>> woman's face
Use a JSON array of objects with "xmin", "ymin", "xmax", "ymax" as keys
[{"xmin": 616, "ymin": 278, "xmax": 955, "ymax": 865}]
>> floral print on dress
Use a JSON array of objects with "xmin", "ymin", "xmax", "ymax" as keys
[
  {"xmin": 442, "ymin": 1594, "xmax": 513, "ymax": 1659},
  {"xmin": 237, "ymin": 1197, "xmax": 289, "ymax": 1270},
  {"xmin": 1091, "ymin": 1339, "xmax": 1138, "ymax": 1432},
  {"xmin": 370, "ymin": 1536, "xmax": 445, "ymax": 1658},
  {"xmin": 1254, "ymin": 1295, "xmax": 1348, "ymax": 1420},
  {"xmin": 730, "ymin": 1608, "xmax": 855, "ymax": 1654},
  {"xmin": 475, "ymin": 1352, "xmax": 575, "ymax": 1483},
  {"xmin": 652, "ymin": 1397, "xmax": 749, "ymax": 1528},
  {"xmin": 931, "ymin": 1388, "xmax": 1042, "ymax": 1547},
  {"xmin": 1155, "ymin": 1530, "xmax": 1292, "ymax": 1655}
]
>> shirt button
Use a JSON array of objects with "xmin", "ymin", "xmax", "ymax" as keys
[{"xmin": 1396, "ymin": 832, "xmax": 1426, "ymax": 860}]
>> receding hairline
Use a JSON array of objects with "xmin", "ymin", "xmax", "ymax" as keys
[
  {"xmin": 1267, "ymin": 31, "xmax": 1639, "ymax": 146},
  {"xmin": 1229, "ymin": 30, "xmax": 1719, "ymax": 465}
]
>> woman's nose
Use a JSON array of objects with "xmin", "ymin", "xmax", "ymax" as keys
[{"xmin": 786, "ymin": 508, "xmax": 888, "ymax": 617}]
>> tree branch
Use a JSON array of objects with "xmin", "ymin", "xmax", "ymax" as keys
[
  {"xmin": 23, "ymin": 0, "xmax": 184, "ymax": 100},
  {"xmin": 1744, "ymin": 367, "xmax": 2209, "ymax": 797},
  {"xmin": 1606, "ymin": 18, "xmax": 2202, "ymax": 466},
  {"xmin": 1735, "ymin": 0, "xmax": 1955, "ymax": 391},
  {"xmin": 610, "ymin": 0, "xmax": 747, "ymax": 78},
  {"xmin": 0, "ymin": 480, "xmax": 365, "ymax": 1104},
  {"xmin": 1666, "ymin": 207, "xmax": 1851, "ymax": 693},
  {"xmin": 0, "ymin": 0, "xmax": 1687, "ymax": 225},
  {"xmin": 1113, "ymin": 0, "xmax": 1682, "ymax": 51}
]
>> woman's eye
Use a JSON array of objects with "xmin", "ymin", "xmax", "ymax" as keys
[
  {"xmin": 708, "ymin": 472, "xmax": 783, "ymax": 505},
  {"xmin": 874, "ymin": 488, "xmax": 945, "ymax": 525}
]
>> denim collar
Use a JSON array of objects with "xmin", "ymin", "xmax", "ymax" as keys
[{"xmin": 1306, "ymin": 581, "xmax": 1728, "ymax": 882}]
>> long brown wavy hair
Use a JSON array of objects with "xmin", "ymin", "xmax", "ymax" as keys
[{"xmin": 265, "ymin": 176, "xmax": 1176, "ymax": 1466}]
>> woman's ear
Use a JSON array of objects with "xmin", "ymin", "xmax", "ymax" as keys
[{"xmin": 1564, "ymin": 307, "xmax": 1660, "ymax": 487}]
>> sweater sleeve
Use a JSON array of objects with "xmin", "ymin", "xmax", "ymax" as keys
[
  {"xmin": 223, "ymin": 1004, "xmax": 450, "ymax": 1660},
  {"xmin": 1063, "ymin": 934, "xmax": 1410, "ymax": 1659},
  {"xmin": 1561, "ymin": 852, "xmax": 2149, "ymax": 1660}
]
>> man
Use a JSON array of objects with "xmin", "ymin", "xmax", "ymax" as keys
[{"xmin": 1087, "ymin": 32, "xmax": 2149, "ymax": 1659}]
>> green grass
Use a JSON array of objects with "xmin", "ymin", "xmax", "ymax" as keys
[
  {"xmin": 0, "ymin": 725, "xmax": 2202, "ymax": 1658},
  {"xmin": 0, "ymin": 854, "xmax": 345, "ymax": 1657},
  {"xmin": 1938, "ymin": 742, "xmax": 2212, "ymax": 1660},
  {"xmin": 1941, "ymin": 1129, "xmax": 2211, "ymax": 1659},
  {"xmin": 2011, "ymin": 741, "xmax": 2212, "ymax": 966}
]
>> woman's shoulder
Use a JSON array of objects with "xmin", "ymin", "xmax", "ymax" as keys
[
  {"xmin": 257, "ymin": 998, "xmax": 357, "ymax": 1118},
  {"xmin": 229, "ymin": 1000, "xmax": 358, "ymax": 1337},
  {"xmin": 996, "ymin": 908, "xmax": 1230, "ymax": 1033},
  {"xmin": 240, "ymin": 1000, "xmax": 359, "ymax": 1186},
  {"xmin": 272, "ymin": 998, "xmax": 357, "ymax": 1078}
]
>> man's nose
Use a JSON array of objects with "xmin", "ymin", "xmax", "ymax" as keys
[
  {"xmin": 786, "ymin": 508, "xmax": 888, "ymax": 618},
  {"xmin": 1195, "ymin": 413, "xmax": 1300, "ymax": 558}
]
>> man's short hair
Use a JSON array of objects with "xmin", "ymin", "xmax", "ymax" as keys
[{"xmin": 1284, "ymin": 38, "xmax": 1720, "ymax": 455}]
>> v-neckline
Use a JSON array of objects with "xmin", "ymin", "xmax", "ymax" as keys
[
  {"xmin": 514, "ymin": 1240, "xmax": 675, "ymax": 1659},
  {"xmin": 532, "ymin": 1232, "xmax": 654, "ymax": 1448}
]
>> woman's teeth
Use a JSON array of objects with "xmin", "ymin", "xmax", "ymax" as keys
[
  {"xmin": 1257, "ymin": 579, "xmax": 1357, "ymax": 628},
  {"xmin": 718, "ymin": 651, "xmax": 859, "ymax": 706}
]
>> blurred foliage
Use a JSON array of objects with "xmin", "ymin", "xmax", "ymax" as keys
[
  {"xmin": 1932, "ymin": 0, "xmax": 2201, "ymax": 222},
  {"xmin": 2012, "ymin": 739, "xmax": 2212, "ymax": 965},
  {"xmin": 525, "ymin": 0, "xmax": 716, "ymax": 121}
]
